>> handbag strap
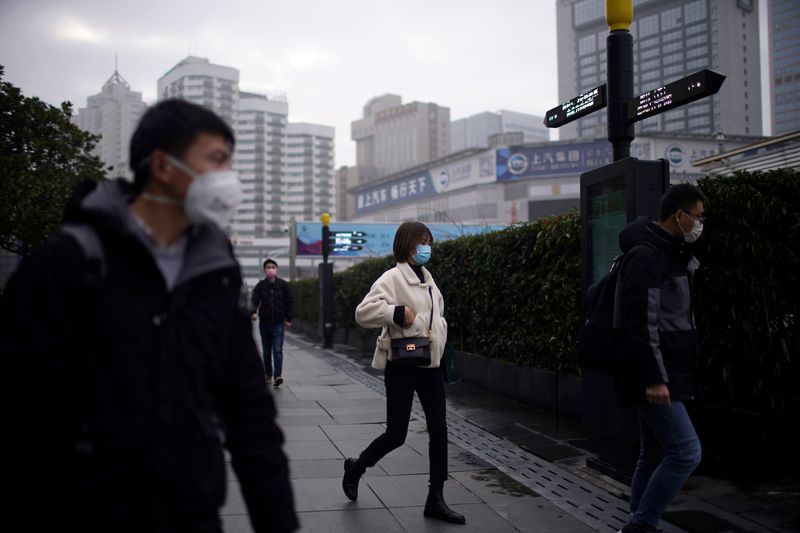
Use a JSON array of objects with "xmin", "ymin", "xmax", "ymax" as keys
[{"xmin": 427, "ymin": 287, "xmax": 434, "ymax": 335}]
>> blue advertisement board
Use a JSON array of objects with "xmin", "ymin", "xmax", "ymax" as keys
[
  {"xmin": 496, "ymin": 141, "xmax": 612, "ymax": 181},
  {"xmin": 296, "ymin": 222, "xmax": 504, "ymax": 257},
  {"xmin": 354, "ymin": 171, "xmax": 436, "ymax": 216}
]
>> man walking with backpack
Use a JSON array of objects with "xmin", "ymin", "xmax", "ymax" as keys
[
  {"xmin": 251, "ymin": 258, "xmax": 293, "ymax": 387},
  {"xmin": 0, "ymin": 99, "xmax": 298, "ymax": 532},
  {"xmin": 615, "ymin": 183, "xmax": 707, "ymax": 533}
]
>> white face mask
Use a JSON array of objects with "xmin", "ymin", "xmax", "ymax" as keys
[
  {"xmin": 166, "ymin": 155, "xmax": 242, "ymax": 228},
  {"xmin": 678, "ymin": 213, "xmax": 704, "ymax": 243}
]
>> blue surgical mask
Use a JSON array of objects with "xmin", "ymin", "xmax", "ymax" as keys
[{"xmin": 412, "ymin": 244, "xmax": 431, "ymax": 265}]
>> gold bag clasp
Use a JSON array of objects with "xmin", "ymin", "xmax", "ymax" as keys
[{"xmin": 405, "ymin": 344, "xmax": 416, "ymax": 351}]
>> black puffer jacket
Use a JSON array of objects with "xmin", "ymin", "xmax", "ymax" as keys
[
  {"xmin": 615, "ymin": 217, "xmax": 701, "ymax": 407},
  {"xmin": 251, "ymin": 278, "xmax": 293, "ymax": 325},
  {"xmin": 0, "ymin": 180, "xmax": 298, "ymax": 533}
]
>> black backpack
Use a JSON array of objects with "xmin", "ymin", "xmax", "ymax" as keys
[{"xmin": 576, "ymin": 243, "xmax": 655, "ymax": 374}]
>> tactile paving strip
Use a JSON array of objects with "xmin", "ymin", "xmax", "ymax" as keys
[{"xmin": 290, "ymin": 339, "xmax": 685, "ymax": 533}]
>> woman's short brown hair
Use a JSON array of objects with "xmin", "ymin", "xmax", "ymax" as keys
[{"xmin": 393, "ymin": 221, "xmax": 433, "ymax": 263}]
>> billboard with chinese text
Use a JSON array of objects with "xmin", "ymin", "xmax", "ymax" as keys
[
  {"xmin": 496, "ymin": 142, "xmax": 613, "ymax": 181},
  {"xmin": 296, "ymin": 222, "xmax": 504, "ymax": 257}
]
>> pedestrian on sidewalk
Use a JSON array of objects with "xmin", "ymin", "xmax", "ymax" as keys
[
  {"xmin": 251, "ymin": 258, "xmax": 293, "ymax": 387},
  {"xmin": 615, "ymin": 183, "xmax": 707, "ymax": 533},
  {"xmin": 342, "ymin": 221, "xmax": 466, "ymax": 525},
  {"xmin": 0, "ymin": 99, "xmax": 298, "ymax": 533}
]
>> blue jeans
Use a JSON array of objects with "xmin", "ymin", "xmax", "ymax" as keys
[
  {"xmin": 259, "ymin": 322, "xmax": 284, "ymax": 377},
  {"xmin": 629, "ymin": 400, "xmax": 702, "ymax": 529}
]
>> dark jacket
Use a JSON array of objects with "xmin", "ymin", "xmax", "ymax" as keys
[
  {"xmin": 251, "ymin": 278, "xmax": 293, "ymax": 325},
  {"xmin": 0, "ymin": 180, "xmax": 298, "ymax": 533},
  {"xmin": 615, "ymin": 217, "xmax": 701, "ymax": 407}
]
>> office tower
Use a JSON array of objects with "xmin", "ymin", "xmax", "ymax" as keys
[
  {"xmin": 351, "ymin": 94, "xmax": 450, "ymax": 179},
  {"xmin": 451, "ymin": 110, "xmax": 550, "ymax": 152},
  {"xmin": 769, "ymin": 0, "xmax": 800, "ymax": 135},
  {"xmin": 73, "ymin": 68, "xmax": 147, "ymax": 178},
  {"xmin": 557, "ymin": 0, "xmax": 762, "ymax": 139},
  {"xmin": 286, "ymin": 123, "xmax": 336, "ymax": 220},
  {"xmin": 157, "ymin": 56, "xmax": 239, "ymax": 126},
  {"xmin": 234, "ymin": 91, "xmax": 289, "ymax": 238}
]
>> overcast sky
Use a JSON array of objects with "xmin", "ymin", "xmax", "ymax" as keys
[{"xmin": 0, "ymin": 0, "xmax": 562, "ymax": 167}]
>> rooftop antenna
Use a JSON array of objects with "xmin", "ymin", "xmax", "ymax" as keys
[{"xmin": 115, "ymin": 53, "xmax": 118, "ymax": 74}]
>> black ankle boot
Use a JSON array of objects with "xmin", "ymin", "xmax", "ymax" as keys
[
  {"xmin": 342, "ymin": 457, "xmax": 364, "ymax": 501},
  {"xmin": 423, "ymin": 488, "xmax": 466, "ymax": 524}
]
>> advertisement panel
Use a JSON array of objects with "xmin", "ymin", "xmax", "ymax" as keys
[
  {"xmin": 496, "ymin": 141, "xmax": 612, "ymax": 180},
  {"xmin": 296, "ymin": 222, "xmax": 503, "ymax": 257},
  {"xmin": 353, "ymin": 152, "xmax": 496, "ymax": 216}
]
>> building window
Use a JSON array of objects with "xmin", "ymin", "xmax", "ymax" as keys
[
  {"xmin": 573, "ymin": 0, "xmax": 604, "ymax": 27},
  {"xmin": 639, "ymin": 14, "xmax": 659, "ymax": 35},
  {"xmin": 578, "ymin": 34, "xmax": 596, "ymax": 56},
  {"xmin": 684, "ymin": 0, "xmax": 707, "ymax": 24},
  {"xmin": 661, "ymin": 7, "xmax": 682, "ymax": 30}
]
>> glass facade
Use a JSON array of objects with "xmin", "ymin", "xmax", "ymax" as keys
[
  {"xmin": 572, "ymin": 0, "xmax": 714, "ymax": 138},
  {"xmin": 771, "ymin": 0, "xmax": 800, "ymax": 135}
]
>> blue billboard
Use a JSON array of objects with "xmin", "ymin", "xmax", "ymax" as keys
[
  {"xmin": 496, "ymin": 141, "xmax": 612, "ymax": 181},
  {"xmin": 354, "ymin": 171, "xmax": 436, "ymax": 216},
  {"xmin": 296, "ymin": 222, "xmax": 504, "ymax": 257}
]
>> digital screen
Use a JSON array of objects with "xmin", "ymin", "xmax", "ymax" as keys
[
  {"xmin": 627, "ymin": 69, "xmax": 725, "ymax": 123},
  {"xmin": 544, "ymin": 84, "xmax": 607, "ymax": 128},
  {"xmin": 587, "ymin": 176, "xmax": 626, "ymax": 284}
]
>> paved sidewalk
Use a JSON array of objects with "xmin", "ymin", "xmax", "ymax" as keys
[{"xmin": 223, "ymin": 332, "xmax": 798, "ymax": 532}]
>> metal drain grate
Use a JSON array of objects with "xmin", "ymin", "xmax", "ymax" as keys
[{"xmin": 289, "ymin": 339, "xmax": 685, "ymax": 533}]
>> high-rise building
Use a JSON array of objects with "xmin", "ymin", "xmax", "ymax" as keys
[
  {"xmin": 73, "ymin": 68, "xmax": 147, "ymax": 178},
  {"xmin": 234, "ymin": 91, "xmax": 288, "ymax": 238},
  {"xmin": 286, "ymin": 123, "xmax": 336, "ymax": 221},
  {"xmin": 351, "ymin": 94, "xmax": 450, "ymax": 179},
  {"xmin": 557, "ymin": 0, "xmax": 762, "ymax": 139},
  {"xmin": 157, "ymin": 56, "xmax": 239, "ymax": 126},
  {"xmin": 451, "ymin": 110, "xmax": 549, "ymax": 152},
  {"xmin": 158, "ymin": 57, "xmax": 336, "ymax": 237},
  {"xmin": 769, "ymin": 0, "xmax": 800, "ymax": 135}
]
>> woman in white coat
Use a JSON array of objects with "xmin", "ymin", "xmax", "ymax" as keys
[{"xmin": 341, "ymin": 221, "xmax": 465, "ymax": 525}]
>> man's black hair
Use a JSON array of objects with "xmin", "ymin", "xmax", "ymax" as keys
[
  {"xmin": 263, "ymin": 259, "xmax": 278, "ymax": 269},
  {"xmin": 659, "ymin": 183, "xmax": 708, "ymax": 221},
  {"xmin": 129, "ymin": 99, "xmax": 235, "ymax": 193}
]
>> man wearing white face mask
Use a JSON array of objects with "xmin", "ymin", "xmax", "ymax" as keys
[
  {"xmin": 614, "ymin": 183, "xmax": 708, "ymax": 533},
  {"xmin": 0, "ymin": 99, "xmax": 298, "ymax": 532}
]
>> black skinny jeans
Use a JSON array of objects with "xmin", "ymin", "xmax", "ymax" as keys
[{"xmin": 358, "ymin": 362, "xmax": 448, "ymax": 490}]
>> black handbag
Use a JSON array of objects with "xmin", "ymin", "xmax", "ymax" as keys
[
  {"xmin": 390, "ymin": 336, "xmax": 431, "ymax": 366},
  {"xmin": 390, "ymin": 289, "xmax": 434, "ymax": 367}
]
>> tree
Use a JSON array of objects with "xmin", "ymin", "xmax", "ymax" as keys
[{"xmin": 0, "ymin": 65, "xmax": 107, "ymax": 256}]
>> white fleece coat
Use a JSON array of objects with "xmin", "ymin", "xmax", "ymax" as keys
[{"xmin": 355, "ymin": 262, "xmax": 447, "ymax": 370}]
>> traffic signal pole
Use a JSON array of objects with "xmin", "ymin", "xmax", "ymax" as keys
[{"xmin": 606, "ymin": 0, "xmax": 634, "ymax": 161}]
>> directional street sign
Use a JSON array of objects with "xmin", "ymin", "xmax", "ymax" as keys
[
  {"xmin": 544, "ymin": 84, "xmax": 607, "ymax": 129},
  {"xmin": 331, "ymin": 231, "xmax": 367, "ymax": 252},
  {"xmin": 626, "ymin": 69, "xmax": 726, "ymax": 124}
]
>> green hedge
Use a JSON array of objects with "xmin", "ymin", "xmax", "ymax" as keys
[
  {"xmin": 694, "ymin": 169, "xmax": 800, "ymax": 411},
  {"xmin": 292, "ymin": 169, "xmax": 800, "ymax": 412}
]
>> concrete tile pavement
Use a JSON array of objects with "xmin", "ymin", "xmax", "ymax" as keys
[
  {"xmin": 223, "ymin": 332, "xmax": 597, "ymax": 532},
  {"xmin": 229, "ymin": 330, "xmax": 799, "ymax": 532}
]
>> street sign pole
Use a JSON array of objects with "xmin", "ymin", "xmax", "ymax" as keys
[
  {"xmin": 606, "ymin": 0, "xmax": 634, "ymax": 161},
  {"xmin": 541, "ymin": 0, "xmax": 725, "ymax": 484},
  {"xmin": 319, "ymin": 213, "xmax": 334, "ymax": 348}
]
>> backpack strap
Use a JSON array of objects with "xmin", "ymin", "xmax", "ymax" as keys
[
  {"xmin": 612, "ymin": 242, "xmax": 658, "ymax": 329},
  {"xmin": 60, "ymin": 224, "xmax": 106, "ymax": 289}
]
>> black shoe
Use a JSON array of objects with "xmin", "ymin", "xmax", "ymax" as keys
[
  {"xmin": 619, "ymin": 523, "xmax": 661, "ymax": 533},
  {"xmin": 423, "ymin": 489, "xmax": 466, "ymax": 524},
  {"xmin": 342, "ymin": 457, "xmax": 364, "ymax": 501}
]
